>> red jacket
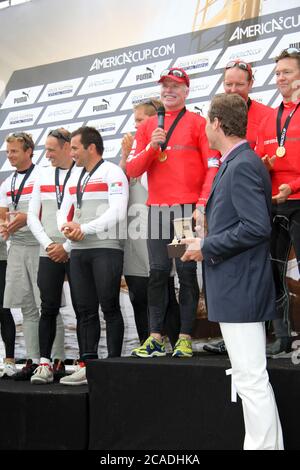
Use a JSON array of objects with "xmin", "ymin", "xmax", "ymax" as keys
[
  {"xmin": 256, "ymin": 100, "xmax": 300, "ymax": 199},
  {"xmin": 247, "ymin": 99, "xmax": 273, "ymax": 149},
  {"xmin": 126, "ymin": 109, "xmax": 219, "ymax": 206}
]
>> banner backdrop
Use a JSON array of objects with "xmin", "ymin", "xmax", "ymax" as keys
[{"xmin": 0, "ymin": 5, "xmax": 299, "ymax": 177}]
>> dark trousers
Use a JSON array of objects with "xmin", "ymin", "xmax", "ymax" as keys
[
  {"xmin": 125, "ymin": 275, "xmax": 149, "ymax": 344},
  {"xmin": 0, "ymin": 260, "xmax": 15, "ymax": 358},
  {"xmin": 37, "ymin": 257, "xmax": 81, "ymax": 359},
  {"xmin": 270, "ymin": 201, "xmax": 300, "ymax": 337},
  {"xmin": 147, "ymin": 205, "xmax": 199, "ymax": 336},
  {"xmin": 125, "ymin": 274, "xmax": 180, "ymax": 348},
  {"xmin": 70, "ymin": 248, "xmax": 124, "ymax": 361}
]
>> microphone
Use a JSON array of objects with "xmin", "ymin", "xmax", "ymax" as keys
[
  {"xmin": 157, "ymin": 106, "xmax": 165, "ymax": 148},
  {"xmin": 157, "ymin": 106, "xmax": 165, "ymax": 129}
]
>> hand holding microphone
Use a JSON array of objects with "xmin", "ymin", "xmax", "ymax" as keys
[{"xmin": 150, "ymin": 106, "xmax": 166, "ymax": 150}]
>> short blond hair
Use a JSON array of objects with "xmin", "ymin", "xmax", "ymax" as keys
[{"xmin": 6, "ymin": 132, "xmax": 34, "ymax": 156}]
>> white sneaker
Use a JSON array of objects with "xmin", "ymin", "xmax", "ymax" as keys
[
  {"xmin": 59, "ymin": 366, "xmax": 87, "ymax": 386},
  {"xmin": 0, "ymin": 362, "xmax": 17, "ymax": 379},
  {"xmin": 31, "ymin": 364, "xmax": 54, "ymax": 384}
]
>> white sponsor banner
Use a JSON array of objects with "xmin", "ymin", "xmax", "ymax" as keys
[
  {"xmin": 249, "ymin": 89, "xmax": 277, "ymax": 106},
  {"xmin": 0, "ymin": 149, "xmax": 44, "ymax": 173},
  {"xmin": 78, "ymin": 69, "xmax": 126, "ymax": 95},
  {"xmin": 37, "ymin": 152, "xmax": 52, "ymax": 167},
  {"xmin": 78, "ymin": 93, "xmax": 126, "ymax": 118},
  {"xmin": 186, "ymin": 101, "xmax": 210, "ymax": 118},
  {"xmin": 269, "ymin": 32, "xmax": 300, "ymax": 58},
  {"xmin": 0, "ymin": 107, "xmax": 44, "ymax": 130},
  {"xmin": 120, "ymin": 114, "xmax": 136, "ymax": 134},
  {"xmin": 39, "ymin": 122, "xmax": 85, "ymax": 146},
  {"xmin": 38, "ymin": 100, "xmax": 83, "ymax": 124},
  {"xmin": 38, "ymin": 78, "xmax": 84, "ymax": 103},
  {"xmin": 252, "ymin": 64, "xmax": 275, "ymax": 88},
  {"xmin": 188, "ymin": 74, "xmax": 222, "ymax": 99},
  {"xmin": 0, "ymin": 128, "xmax": 44, "ymax": 151},
  {"xmin": 215, "ymin": 37, "xmax": 277, "ymax": 69},
  {"xmin": 215, "ymin": 82, "xmax": 224, "ymax": 95},
  {"xmin": 89, "ymin": 43, "xmax": 176, "ymax": 71},
  {"xmin": 209, "ymin": 83, "xmax": 278, "ymax": 106},
  {"xmin": 174, "ymin": 49, "xmax": 223, "ymax": 75},
  {"xmin": 32, "ymin": 149, "xmax": 45, "ymax": 165},
  {"xmin": 120, "ymin": 59, "xmax": 171, "ymax": 87},
  {"xmin": 86, "ymin": 115, "xmax": 127, "ymax": 137},
  {"xmin": 271, "ymin": 92, "xmax": 283, "ymax": 108},
  {"xmin": 1, "ymin": 85, "xmax": 44, "ymax": 109},
  {"xmin": 103, "ymin": 138, "xmax": 122, "ymax": 160},
  {"xmin": 121, "ymin": 85, "xmax": 160, "ymax": 111}
]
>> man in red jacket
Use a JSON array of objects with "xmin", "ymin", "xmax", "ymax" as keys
[
  {"xmin": 256, "ymin": 48, "xmax": 300, "ymax": 357},
  {"xmin": 126, "ymin": 67, "xmax": 219, "ymax": 357}
]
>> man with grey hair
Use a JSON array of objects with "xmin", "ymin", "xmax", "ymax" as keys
[{"xmin": 126, "ymin": 67, "xmax": 220, "ymax": 358}]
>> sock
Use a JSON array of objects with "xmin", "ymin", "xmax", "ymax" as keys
[{"xmin": 40, "ymin": 357, "xmax": 51, "ymax": 366}]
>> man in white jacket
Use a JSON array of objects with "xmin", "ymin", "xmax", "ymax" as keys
[
  {"xmin": 57, "ymin": 126, "xmax": 128, "ymax": 385},
  {"xmin": 0, "ymin": 132, "xmax": 64, "ymax": 380},
  {"xmin": 27, "ymin": 128, "xmax": 80, "ymax": 384}
]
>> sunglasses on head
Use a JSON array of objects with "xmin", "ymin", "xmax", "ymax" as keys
[
  {"xmin": 48, "ymin": 129, "xmax": 71, "ymax": 142},
  {"xmin": 8, "ymin": 132, "xmax": 34, "ymax": 151},
  {"xmin": 284, "ymin": 47, "xmax": 300, "ymax": 54},
  {"xmin": 10, "ymin": 132, "xmax": 34, "ymax": 144},
  {"xmin": 160, "ymin": 69, "xmax": 186, "ymax": 79},
  {"xmin": 11, "ymin": 131, "xmax": 31, "ymax": 139},
  {"xmin": 142, "ymin": 100, "xmax": 158, "ymax": 111},
  {"xmin": 225, "ymin": 61, "xmax": 253, "ymax": 79}
]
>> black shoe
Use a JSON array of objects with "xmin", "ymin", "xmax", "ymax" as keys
[
  {"xmin": 203, "ymin": 339, "xmax": 227, "ymax": 355},
  {"xmin": 266, "ymin": 337, "xmax": 292, "ymax": 358},
  {"xmin": 53, "ymin": 359, "xmax": 66, "ymax": 382},
  {"xmin": 13, "ymin": 359, "xmax": 38, "ymax": 381}
]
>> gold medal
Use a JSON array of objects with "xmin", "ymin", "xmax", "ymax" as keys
[
  {"xmin": 158, "ymin": 151, "xmax": 168, "ymax": 162},
  {"xmin": 276, "ymin": 146, "xmax": 286, "ymax": 158}
]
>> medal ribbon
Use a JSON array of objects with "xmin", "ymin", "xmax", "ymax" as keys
[
  {"xmin": 10, "ymin": 163, "xmax": 35, "ymax": 211},
  {"xmin": 160, "ymin": 107, "xmax": 187, "ymax": 152},
  {"xmin": 276, "ymin": 101, "xmax": 300, "ymax": 148},
  {"xmin": 55, "ymin": 161, "xmax": 75, "ymax": 209},
  {"xmin": 76, "ymin": 159, "xmax": 104, "ymax": 209}
]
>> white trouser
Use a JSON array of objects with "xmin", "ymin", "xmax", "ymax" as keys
[
  {"xmin": 4, "ymin": 244, "xmax": 65, "ymax": 361},
  {"xmin": 220, "ymin": 322, "xmax": 284, "ymax": 450},
  {"xmin": 21, "ymin": 305, "xmax": 65, "ymax": 361}
]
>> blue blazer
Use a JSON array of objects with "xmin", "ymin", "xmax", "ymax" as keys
[{"xmin": 202, "ymin": 142, "xmax": 278, "ymax": 323}]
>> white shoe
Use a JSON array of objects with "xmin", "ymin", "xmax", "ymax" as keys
[
  {"xmin": 31, "ymin": 364, "xmax": 54, "ymax": 384},
  {"xmin": 59, "ymin": 366, "xmax": 87, "ymax": 386},
  {"xmin": 0, "ymin": 362, "xmax": 17, "ymax": 379}
]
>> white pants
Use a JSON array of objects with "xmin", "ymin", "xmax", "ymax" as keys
[{"xmin": 220, "ymin": 322, "xmax": 284, "ymax": 450}]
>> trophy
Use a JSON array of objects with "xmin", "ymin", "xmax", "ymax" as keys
[{"xmin": 167, "ymin": 217, "xmax": 194, "ymax": 258}]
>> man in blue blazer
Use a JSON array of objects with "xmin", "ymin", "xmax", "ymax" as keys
[{"xmin": 182, "ymin": 93, "xmax": 283, "ymax": 450}]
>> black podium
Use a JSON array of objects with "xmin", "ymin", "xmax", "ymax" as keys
[{"xmin": 87, "ymin": 355, "xmax": 300, "ymax": 450}]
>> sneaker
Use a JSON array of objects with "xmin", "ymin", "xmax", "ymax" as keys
[
  {"xmin": 13, "ymin": 359, "xmax": 39, "ymax": 381},
  {"xmin": 31, "ymin": 364, "xmax": 54, "ymax": 384},
  {"xmin": 131, "ymin": 336, "xmax": 166, "ymax": 358},
  {"xmin": 59, "ymin": 366, "xmax": 87, "ymax": 386},
  {"xmin": 0, "ymin": 362, "xmax": 17, "ymax": 379},
  {"xmin": 266, "ymin": 337, "xmax": 292, "ymax": 358},
  {"xmin": 203, "ymin": 339, "xmax": 227, "ymax": 355},
  {"xmin": 172, "ymin": 338, "xmax": 193, "ymax": 357},
  {"xmin": 53, "ymin": 359, "xmax": 66, "ymax": 382}
]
